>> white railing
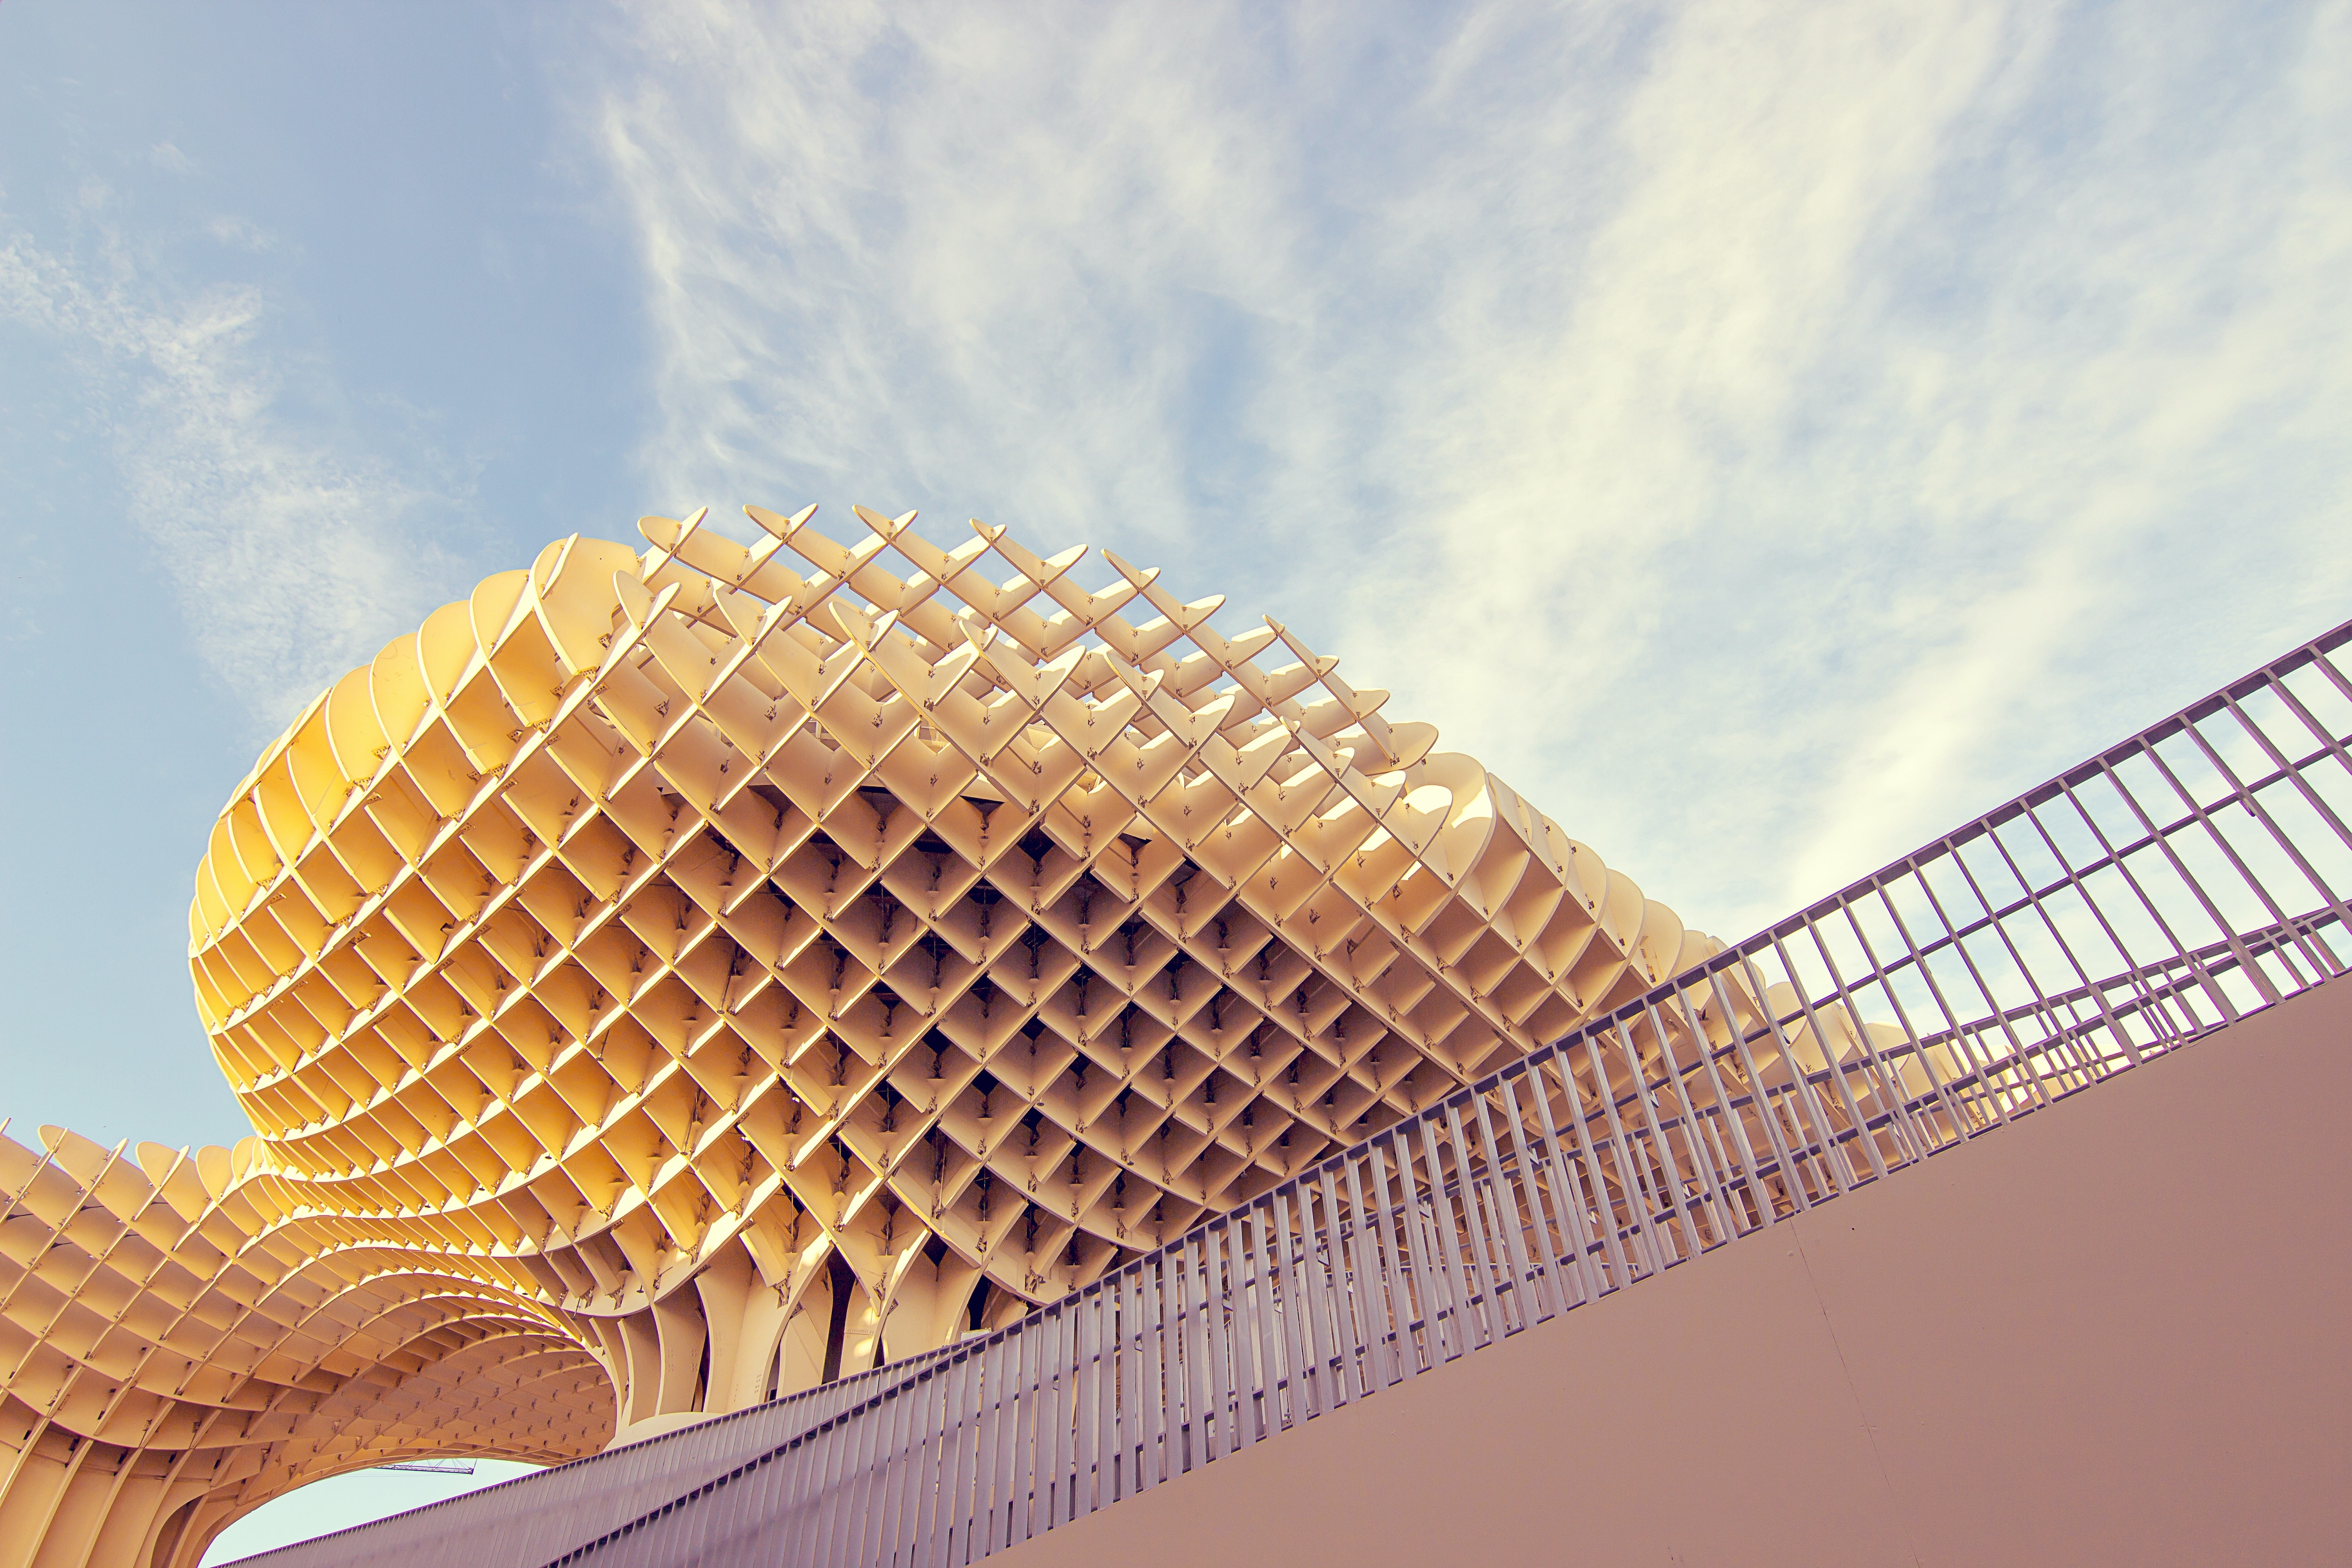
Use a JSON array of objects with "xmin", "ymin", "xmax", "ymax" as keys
[{"xmin": 233, "ymin": 616, "xmax": 2352, "ymax": 1568}]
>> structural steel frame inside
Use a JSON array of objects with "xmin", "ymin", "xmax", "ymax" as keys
[{"xmin": 220, "ymin": 615, "xmax": 2352, "ymax": 1568}]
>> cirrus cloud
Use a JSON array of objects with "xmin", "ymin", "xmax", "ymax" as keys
[{"xmin": 567, "ymin": 0, "xmax": 2352, "ymax": 932}]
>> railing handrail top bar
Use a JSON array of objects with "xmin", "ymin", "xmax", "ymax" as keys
[
  {"xmin": 220, "ymin": 615, "xmax": 2352, "ymax": 1568},
  {"xmin": 1032, "ymin": 614, "xmax": 2352, "ymax": 1297},
  {"xmin": 1758, "ymin": 614, "xmax": 2352, "ymax": 937}
]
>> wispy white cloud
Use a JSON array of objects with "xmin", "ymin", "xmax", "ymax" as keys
[
  {"xmin": 0, "ymin": 204, "xmax": 454, "ymax": 735},
  {"xmin": 569, "ymin": 0, "xmax": 2352, "ymax": 934},
  {"xmin": 203, "ymin": 215, "xmax": 276, "ymax": 253},
  {"xmin": 579, "ymin": 2, "xmax": 1334, "ymax": 546}
]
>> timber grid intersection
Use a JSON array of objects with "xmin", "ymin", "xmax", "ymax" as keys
[{"xmin": 229, "ymin": 614, "xmax": 2352, "ymax": 1568}]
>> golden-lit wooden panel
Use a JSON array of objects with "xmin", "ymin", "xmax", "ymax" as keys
[{"xmin": 7, "ymin": 505, "xmax": 1720, "ymax": 1568}]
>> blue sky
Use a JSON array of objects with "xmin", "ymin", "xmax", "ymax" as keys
[{"xmin": 2, "ymin": 0, "xmax": 2348, "ymax": 1548}]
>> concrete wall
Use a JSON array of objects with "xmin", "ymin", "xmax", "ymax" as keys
[{"xmin": 1006, "ymin": 978, "xmax": 2352, "ymax": 1568}]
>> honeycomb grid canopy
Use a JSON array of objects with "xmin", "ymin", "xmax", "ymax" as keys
[{"xmin": 2, "ymin": 503, "xmax": 1719, "ymax": 1568}]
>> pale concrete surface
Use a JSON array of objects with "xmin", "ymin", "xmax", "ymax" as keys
[{"xmin": 1005, "ymin": 978, "xmax": 2352, "ymax": 1568}]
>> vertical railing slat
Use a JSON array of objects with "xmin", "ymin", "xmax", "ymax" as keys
[{"xmin": 298, "ymin": 623, "xmax": 2352, "ymax": 1568}]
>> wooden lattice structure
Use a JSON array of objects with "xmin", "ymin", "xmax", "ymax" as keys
[{"xmin": 2, "ymin": 506, "xmax": 1723, "ymax": 1568}]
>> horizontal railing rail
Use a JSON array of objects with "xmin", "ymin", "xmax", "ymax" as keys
[
  {"xmin": 230, "ymin": 615, "xmax": 2352, "ymax": 1568},
  {"xmin": 207, "ymin": 1339, "xmax": 969, "ymax": 1568}
]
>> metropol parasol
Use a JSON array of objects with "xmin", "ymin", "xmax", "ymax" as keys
[{"xmin": 0, "ymin": 504, "xmax": 1745, "ymax": 1568}]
